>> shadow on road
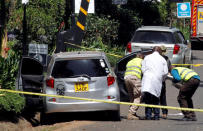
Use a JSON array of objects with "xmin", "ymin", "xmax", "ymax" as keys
[
  {"xmin": 40, "ymin": 111, "xmax": 120, "ymax": 125},
  {"xmin": 191, "ymin": 55, "xmax": 203, "ymax": 61},
  {"xmin": 21, "ymin": 106, "xmax": 41, "ymax": 127},
  {"xmin": 0, "ymin": 111, "xmax": 19, "ymax": 123},
  {"xmin": 198, "ymin": 81, "xmax": 203, "ymax": 87}
]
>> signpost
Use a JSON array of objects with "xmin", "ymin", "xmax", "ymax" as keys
[
  {"xmin": 75, "ymin": 0, "xmax": 95, "ymax": 13},
  {"xmin": 22, "ymin": 0, "xmax": 29, "ymax": 55},
  {"xmin": 177, "ymin": 2, "xmax": 191, "ymax": 18}
]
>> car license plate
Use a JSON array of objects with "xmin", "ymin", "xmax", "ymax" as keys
[{"xmin": 75, "ymin": 82, "xmax": 88, "ymax": 92}]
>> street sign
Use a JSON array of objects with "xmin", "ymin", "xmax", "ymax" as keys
[
  {"xmin": 177, "ymin": 2, "xmax": 191, "ymax": 18},
  {"xmin": 112, "ymin": 0, "xmax": 128, "ymax": 5},
  {"xmin": 75, "ymin": 0, "xmax": 95, "ymax": 13},
  {"xmin": 28, "ymin": 44, "xmax": 48, "ymax": 66}
]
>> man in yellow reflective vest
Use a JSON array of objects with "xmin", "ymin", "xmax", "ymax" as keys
[
  {"xmin": 124, "ymin": 53, "xmax": 144, "ymax": 120},
  {"xmin": 171, "ymin": 67, "xmax": 200, "ymax": 121}
]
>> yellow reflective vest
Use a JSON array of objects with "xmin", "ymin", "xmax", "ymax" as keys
[
  {"xmin": 124, "ymin": 58, "xmax": 143, "ymax": 79},
  {"xmin": 174, "ymin": 67, "xmax": 198, "ymax": 81}
]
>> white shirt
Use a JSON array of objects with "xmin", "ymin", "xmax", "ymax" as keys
[{"xmin": 141, "ymin": 51, "xmax": 168, "ymax": 97}]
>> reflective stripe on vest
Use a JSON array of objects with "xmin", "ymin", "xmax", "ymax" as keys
[
  {"xmin": 126, "ymin": 65, "xmax": 141, "ymax": 70},
  {"xmin": 174, "ymin": 67, "xmax": 198, "ymax": 81},
  {"xmin": 125, "ymin": 58, "xmax": 142, "ymax": 79}
]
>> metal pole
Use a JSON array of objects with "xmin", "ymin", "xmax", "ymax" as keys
[
  {"xmin": 22, "ymin": 4, "xmax": 27, "ymax": 55},
  {"xmin": 71, "ymin": 0, "xmax": 75, "ymax": 27}
]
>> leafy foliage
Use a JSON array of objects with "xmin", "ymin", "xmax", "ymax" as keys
[
  {"xmin": 7, "ymin": 0, "xmax": 65, "ymax": 48},
  {"xmin": 83, "ymin": 15, "xmax": 120, "ymax": 46},
  {"xmin": 0, "ymin": 41, "xmax": 25, "ymax": 113}
]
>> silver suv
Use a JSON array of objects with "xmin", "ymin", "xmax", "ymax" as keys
[
  {"xmin": 125, "ymin": 26, "xmax": 192, "ymax": 66},
  {"xmin": 41, "ymin": 51, "xmax": 120, "ymax": 121}
]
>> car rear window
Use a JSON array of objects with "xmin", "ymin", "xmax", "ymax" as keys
[
  {"xmin": 51, "ymin": 59, "xmax": 109, "ymax": 78},
  {"xmin": 131, "ymin": 31, "xmax": 175, "ymax": 44}
]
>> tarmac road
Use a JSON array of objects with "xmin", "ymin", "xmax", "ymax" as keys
[{"xmin": 72, "ymin": 50, "xmax": 203, "ymax": 131}]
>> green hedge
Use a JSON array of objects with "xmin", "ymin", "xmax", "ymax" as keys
[{"xmin": 0, "ymin": 42, "xmax": 25, "ymax": 113}]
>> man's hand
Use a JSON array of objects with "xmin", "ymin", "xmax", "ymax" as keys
[{"xmin": 166, "ymin": 74, "xmax": 173, "ymax": 80}]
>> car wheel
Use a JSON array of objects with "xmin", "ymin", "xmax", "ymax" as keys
[{"xmin": 107, "ymin": 110, "xmax": 121, "ymax": 121}]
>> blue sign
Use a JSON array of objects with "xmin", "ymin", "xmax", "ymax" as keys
[{"xmin": 177, "ymin": 2, "xmax": 191, "ymax": 18}]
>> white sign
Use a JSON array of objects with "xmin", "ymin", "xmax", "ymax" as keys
[
  {"xmin": 22, "ymin": 0, "xmax": 29, "ymax": 4},
  {"xmin": 28, "ymin": 44, "xmax": 48, "ymax": 65},
  {"xmin": 75, "ymin": 0, "xmax": 95, "ymax": 14},
  {"xmin": 177, "ymin": 2, "xmax": 191, "ymax": 18},
  {"xmin": 29, "ymin": 44, "xmax": 48, "ymax": 54}
]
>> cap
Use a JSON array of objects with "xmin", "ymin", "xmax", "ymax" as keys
[{"xmin": 160, "ymin": 45, "xmax": 166, "ymax": 52}]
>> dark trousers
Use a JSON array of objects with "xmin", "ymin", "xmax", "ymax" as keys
[
  {"xmin": 178, "ymin": 78, "xmax": 200, "ymax": 118},
  {"xmin": 160, "ymin": 81, "xmax": 168, "ymax": 114},
  {"xmin": 142, "ymin": 92, "xmax": 160, "ymax": 119}
]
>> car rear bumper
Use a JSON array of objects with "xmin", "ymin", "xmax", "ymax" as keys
[{"xmin": 44, "ymin": 100, "xmax": 120, "ymax": 113}]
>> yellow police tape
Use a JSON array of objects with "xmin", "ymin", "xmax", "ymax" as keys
[
  {"xmin": 172, "ymin": 64, "xmax": 203, "ymax": 67},
  {"xmin": 0, "ymin": 89, "xmax": 203, "ymax": 113},
  {"xmin": 64, "ymin": 42, "xmax": 203, "ymax": 67}
]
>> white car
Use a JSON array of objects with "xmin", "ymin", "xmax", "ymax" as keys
[
  {"xmin": 41, "ymin": 51, "xmax": 120, "ymax": 123},
  {"xmin": 125, "ymin": 26, "xmax": 192, "ymax": 67}
]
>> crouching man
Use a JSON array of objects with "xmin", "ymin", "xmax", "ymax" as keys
[{"xmin": 171, "ymin": 66, "xmax": 200, "ymax": 121}]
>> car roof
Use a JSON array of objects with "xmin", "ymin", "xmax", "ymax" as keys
[
  {"xmin": 136, "ymin": 26, "xmax": 179, "ymax": 33},
  {"xmin": 52, "ymin": 51, "xmax": 106, "ymax": 59}
]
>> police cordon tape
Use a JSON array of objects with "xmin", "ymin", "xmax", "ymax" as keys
[
  {"xmin": 64, "ymin": 42, "xmax": 203, "ymax": 67},
  {"xmin": 1, "ymin": 88, "xmax": 203, "ymax": 113}
]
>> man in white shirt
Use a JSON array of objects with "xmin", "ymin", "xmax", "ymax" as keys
[{"xmin": 141, "ymin": 46, "xmax": 168, "ymax": 120}]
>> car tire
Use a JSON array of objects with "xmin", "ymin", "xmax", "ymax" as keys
[{"xmin": 107, "ymin": 110, "xmax": 121, "ymax": 121}]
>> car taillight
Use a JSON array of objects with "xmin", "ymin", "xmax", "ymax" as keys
[
  {"xmin": 46, "ymin": 78, "xmax": 54, "ymax": 88},
  {"xmin": 127, "ymin": 42, "xmax": 132, "ymax": 52},
  {"xmin": 107, "ymin": 76, "xmax": 115, "ymax": 86},
  {"xmin": 173, "ymin": 44, "xmax": 180, "ymax": 54}
]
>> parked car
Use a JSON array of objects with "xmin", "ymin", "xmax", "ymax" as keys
[
  {"xmin": 125, "ymin": 26, "xmax": 192, "ymax": 66},
  {"xmin": 41, "ymin": 51, "xmax": 120, "ymax": 122},
  {"xmin": 115, "ymin": 50, "xmax": 152, "ymax": 102}
]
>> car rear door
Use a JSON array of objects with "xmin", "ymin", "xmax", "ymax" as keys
[
  {"xmin": 115, "ymin": 50, "xmax": 152, "ymax": 102},
  {"xmin": 17, "ymin": 57, "xmax": 44, "ymax": 106},
  {"xmin": 50, "ymin": 58, "xmax": 111, "ymax": 103}
]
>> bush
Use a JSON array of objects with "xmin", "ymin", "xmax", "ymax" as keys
[
  {"xmin": 0, "ymin": 41, "xmax": 25, "ymax": 113},
  {"xmin": 83, "ymin": 15, "xmax": 120, "ymax": 46}
]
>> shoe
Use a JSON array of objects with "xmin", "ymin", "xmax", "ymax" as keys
[
  {"xmin": 127, "ymin": 113, "xmax": 139, "ymax": 120},
  {"xmin": 152, "ymin": 117, "xmax": 160, "ymax": 120},
  {"xmin": 139, "ymin": 116, "xmax": 151, "ymax": 120},
  {"xmin": 162, "ymin": 114, "xmax": 167, "ymax": 119},
  {"xmin": 181, "ymin": 117, "xmax": 197, "ymax": 121}
]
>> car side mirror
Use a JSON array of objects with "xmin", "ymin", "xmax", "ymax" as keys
[{"xmin": 184, "ymin": 40, "xmax": 189, "ymax": 45}]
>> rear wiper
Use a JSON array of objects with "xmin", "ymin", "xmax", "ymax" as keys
[
  {"xmin": 139, "ymin": 40, "xmax": 154, "ymax": 43},
  {"xmin": 68, "ymin": 74, "xmax": 91, "ymax": 80}
]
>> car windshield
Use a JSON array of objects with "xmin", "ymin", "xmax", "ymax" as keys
[
  {"xmin": 51, "ymin": 59, "xmax": 109, "ymax": 78},
  {"xmin": 132, "ymin": 31, "xmax": 175, "ymax": 44}
]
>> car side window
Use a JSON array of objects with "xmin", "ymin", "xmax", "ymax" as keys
[
  {"xmin": 174, "ymin": 32, "xmax": 182, "ymax": 44},
  {"xmin": 177, "ymin": 32, "xmax": 186, "ymax": 44}
]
